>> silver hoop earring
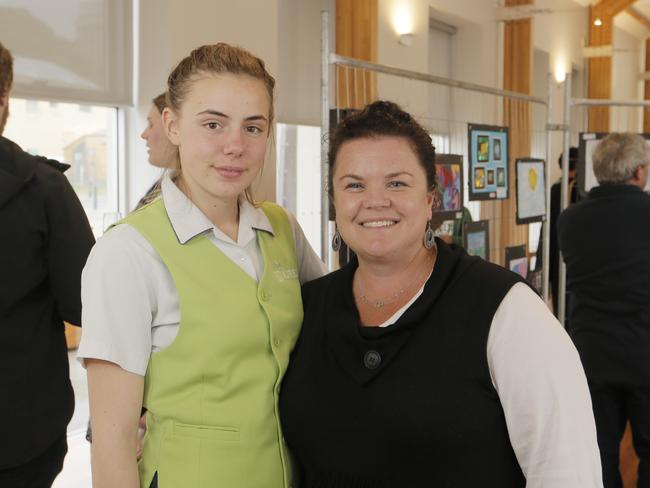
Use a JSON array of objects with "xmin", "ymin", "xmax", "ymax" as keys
[
  {"xmin": 332, "ymin": 229, "xmax": 342, "ymax": 252},
  {"xmin": 423, "ymin": 221, "xmax": 435, "ymax": 250}
]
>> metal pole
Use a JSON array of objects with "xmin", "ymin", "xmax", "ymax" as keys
[
  {"xmin": 572, "ymin": 98, "xmax": 650, "ymax": 107},
  {"xmin": 330, "ymin": 53, "xmax": 547, "ymax": 106},
  {"xmin": 558, "ymin": 72, "xmax": 572, "ymax": 326},
  {"xmin": 542, "ymin": 74, "xmax": 553, "ymax": 303},
  {"xmin": 320, "ymin": 10, "xmax": 331, "ymax": 266}
]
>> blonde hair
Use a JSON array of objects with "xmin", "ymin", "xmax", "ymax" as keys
[{"xmin": 165, "ymin": 43, "xmax": 275, "ymax": 204}]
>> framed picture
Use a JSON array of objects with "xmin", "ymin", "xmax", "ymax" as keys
[
  {"xmin": 468, "ymin": 123, "xmax": 509, "ymax": 201},
  {"xmin": 515, "ymin": 158, "xmax": 547, "ymax": 224},
  {"xmin": 464, "ymin": 220, "xmax": 490, "ymax": 261},
  {"xmin": 434, "ymin": 153, "xmax": 464, "ymax": 220},
  {"xmin": 505, "ymin": 244, "xmax": 528, "ymax": 279},
  {"xmin": 578, "ymin": 132, "xmax": 650, "ymax": 197},
  {"xmin": 527, "ymin": 269, "xmax": 543, "ymax": 296}
]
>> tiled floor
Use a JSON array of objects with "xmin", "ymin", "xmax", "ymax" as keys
[{"xmin": 52, "ymin": 351, "xmax": 92, "ymax": 487}]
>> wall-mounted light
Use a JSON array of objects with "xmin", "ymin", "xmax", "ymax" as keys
[
  {"xmin": 399, "ymin": 33, "xmax": 414, "ymax": 46},
  {"xmin": 593, "ymin": 17, "xmax": 603, "ymax": 26},
  {"xmin": 394, "ymin": 5, "xmax": 414, "ymax": 46},
  {"xmin": 554, "ymin": 59, "xmax": 567, "ymax": 84}
]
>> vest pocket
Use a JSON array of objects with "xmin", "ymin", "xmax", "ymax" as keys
[{"xmin": 173, "ymin": 421, "xmax": 240, "ymax": 442}]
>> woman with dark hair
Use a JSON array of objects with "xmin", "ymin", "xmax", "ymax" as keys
[{"xmin": 280, "ymin": 101, "xmax": 603, "ymax": 487}]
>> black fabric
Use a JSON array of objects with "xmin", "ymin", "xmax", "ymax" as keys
[
  {"xmin": 558, "ymin": 184, "xmax": 650, "ymax": 486},
  {"xmin": 0, "ymin": 136, "xmax": 94, "ymax": 469},
  {"xmin": 588, "ymin": 382, "xmax": 650, "ymax": 488},
  {"xmin": 280, "ymin": 240, "xmax": 525, "ymax": 487},
  {"xmin": 557, "ymin": 184, "xmax": 650, "ymax": 384},
  {"xmin": 0, "ymin": 434, "xmax": 67, "ymax": 487}
]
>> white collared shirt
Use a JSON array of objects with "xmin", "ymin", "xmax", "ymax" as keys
[{"xmin": 78, "ymin": 176, "xmax": 326, "ymax": 375}]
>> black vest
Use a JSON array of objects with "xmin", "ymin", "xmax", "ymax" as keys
[{"xmin": 280, "ymin": 240, "xmax": 525, "ymax": 487}]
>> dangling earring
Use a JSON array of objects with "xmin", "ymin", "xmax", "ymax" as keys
[
  {"xmin": 332, "ymin": 227, "xmax": 342, "ymax": 252},
  {"xmin": 423, "ymin": 220, "xmax": 435, "ymax": 249}
]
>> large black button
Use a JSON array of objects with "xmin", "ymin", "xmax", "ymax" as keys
[{"xmin": 363, "ymin": 350, "xmax": 382, "ymax": 370}]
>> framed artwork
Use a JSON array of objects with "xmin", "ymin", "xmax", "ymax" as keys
[
  {"xmin": 515, "ymin": 158, "xmax": 547, "ymax": 224},
  {"xmin": 578, "ymin": 132, "xmax": 650, "ymax": 196},
  {"xmin": 464, "ymin": 220, "xmax": 490, "ymax": 261},
  {"xmin": 468, "ymin": 123, "xmax": 509, "ymax": 201},
  {"xmin": 434, "ymin": 153, "xmax": 464, "ymax": 220},
  {"xmin": 505, "ymin": 244, "xmax": 528, "ymax": 279},
  {"xmin": 527, "ymin": 269, "xmax": 543, "ymax": 296}
]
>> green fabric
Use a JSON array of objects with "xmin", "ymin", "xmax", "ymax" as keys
[{"xmin": 125, "ymin": 199, "xmax": 302, "ymax": 488}]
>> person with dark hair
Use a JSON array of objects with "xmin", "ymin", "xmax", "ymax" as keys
[
  {"xmin": 558, "ymin": 133, "xmax": 650, "ymax": 487},
  {"xmin": 136, "ymin": 92, "xmax": 178, "ymax": 210},
  {"xmin": 280, "ymin": 101, "xmax": 603, "ymax": 487},
  {"xmin": 535, "ymin": 147, "xmax": 580, "ymax": 315},
  {"xmin": 0, "ymin": 41, "xmax": 95, "ymax": 486},
  {"xmin": 78, "ymin": 43, "xmax": 324, "ymax": 487}
]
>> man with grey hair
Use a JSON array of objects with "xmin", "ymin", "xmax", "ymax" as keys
[
  {"xmin": 558, "ymin": 132, "xmax": 650, "ymax": 487},
  {"xmin": 0, "ymin": 41, "xmax": 94, "ymax": 486}
]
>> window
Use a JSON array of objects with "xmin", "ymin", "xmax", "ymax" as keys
[
  {"xmin": 4, "ymin": 97, "xmax": 120, "ymax": 237},
  {"xmin": 276, "ymin": 123, "xmax": 322, "ymax": 257}
]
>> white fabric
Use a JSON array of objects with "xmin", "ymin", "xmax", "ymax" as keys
[
  {"xmin": 78, "ymin": 176, "xmax": 326, "ymax": 375},
  {"xmin": 377, "ymin": 281, "xmax": 602, "ymax": 487}
]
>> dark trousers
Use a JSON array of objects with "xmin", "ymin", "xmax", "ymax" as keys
[
  {"xmin": 590, "ymin": 381, "xmax": 650, "ymax": 487},
  {"xmin": 0, "ymin": 435, "xmax": 67, "ymax": 488}
]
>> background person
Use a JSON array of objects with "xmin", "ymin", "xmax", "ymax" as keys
[
  {"xmin": 558, "ymin": 132, "xmax": 650, "ymax": 488},
  {"xmin": 79, "ymin": 43, "xmax": 324, "ymax": 488},
  {"xmin": 280, "ymin": 101, "xmax": 602, "ymax": 487},
  {"xmin": 0, "ymin": 40, "xmax": 95, "ymax": 487},
  {"xmin": 136, "ymin": 92, "xmax": 178, "ymax": 210}
]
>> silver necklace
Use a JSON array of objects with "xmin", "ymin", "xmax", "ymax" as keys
[{"xmin": 354, "ymin": 253, "xmax": 435, "ymax": 309}]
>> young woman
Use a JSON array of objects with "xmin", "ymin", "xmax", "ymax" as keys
[
  {"xmin": 78, "ymin": 43, "xmax": 324, "ymax": 488},
  {"xmin": 280, "ymin": 101, "xmax": 603, "ymax": 487}
]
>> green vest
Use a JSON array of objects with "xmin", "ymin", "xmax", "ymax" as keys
[{"xmin": 125, "ymin": 199, "xmax": 303, "ymax": 488}]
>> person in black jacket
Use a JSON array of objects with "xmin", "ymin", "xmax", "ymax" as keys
[
  {"xmin": 558, "ymin": 132, "xmax": 650, "ymax": 488},
  {"xmin": 0, "ymin": 41, "xmax": 95, "ymax": 487},
  {"xmin": 280, "ymin": 101, "xmax": 602, "ymax": 487},
  {"xmin": 535, "ymin": 147, "xmax": 580, "ymax": 315}
]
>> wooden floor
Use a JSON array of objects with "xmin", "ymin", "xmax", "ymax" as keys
[{"xmin": 621, "ymin": 423, "xmax": 639, "ymax": 487}]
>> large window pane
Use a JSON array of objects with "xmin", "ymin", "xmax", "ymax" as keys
[{"xmin": 4, "ymin": 97, "xmax": 119, "ymax": 236}]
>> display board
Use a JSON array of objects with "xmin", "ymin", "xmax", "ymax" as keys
[
  {"xmin": 505, "ymin": 244, "xmax": 528, "ymax": 279},
  {"xmin": 527, "ymin": 269, "xmax": 543, "ymax": 295},
  {"xmin": 433, "ymin": 154, "xmax": 464, "ymax": 220},
  {"xmin": 467, "ymin": 123, "xmax": 509, "ymax": 201},
  {"xmin": 464, "ymin": 220, "xmax": 490, "ymax": 261},
  {"xmin": 515, "ymin": 158, "xmax": 546, "ymax": 224},
  {"xmin": 578, "ymin": 132, "xmax": 650, "ymax": 196}
]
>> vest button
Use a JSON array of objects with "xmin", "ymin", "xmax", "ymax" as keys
[
  {"xmin": 363, "ymin": 350, "xmax": 381, "ymax": 370},
  {"xmin": 274, "ymin": 338, "xmax": 281, "ymax": 347},
  {"xmin": 261, "ymin": 291, "xmax": 271, "ymax": 301}
]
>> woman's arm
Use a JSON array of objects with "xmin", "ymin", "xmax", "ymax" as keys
[
  {"xmin": 487, "ymin": 282, "xmax": 603, "ymax": 488},
  {"xmin": 87, "ymin": 359, "xmax": 144, "ymax": 488}
]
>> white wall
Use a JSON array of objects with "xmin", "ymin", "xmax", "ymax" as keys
[{"xmin": 611, "ymin": 26, "xmax": 644, "ymax": 132}]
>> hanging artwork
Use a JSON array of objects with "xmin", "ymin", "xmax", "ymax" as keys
[
  {"xmin": 434, "ymin": 154, "xmax": 464, "ymax": 220},
  {"xmin": 468, "ymin": 123, "xmax": 509, "ymax": 201},
  {"xmin": 505, "ymin": 244, "xmax": 528, "ymax": 279},
  {"xmin": 515, "ymin": 158, "xmax": 547, "ymax": 224},
  {"xmin": 464, "ymin": 220, "xmax": 490, "ymax": 261},
  {"xmin": 527, "ymin": 269, "xmax": 543, "ymax": 296},
  {"xmin": 578, "ymin": 132, "xmax": 650, "ymax": 196}
]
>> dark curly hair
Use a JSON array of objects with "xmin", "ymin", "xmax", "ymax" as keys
[{"xmin": 327, "ymin": 101, "xmax": 436, "ymax": 194}]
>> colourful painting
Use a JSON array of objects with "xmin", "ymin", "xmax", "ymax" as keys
[
  {"xmin": 464, "ymin": 220, "xmax": 490, "ymax": 261},
  {"xmin": 434, "ymin": 154, "xmax": 464, "ymax": 220},
  {"xmin": 477, "ymin": 135, "xmax": 490, "ymax": 162},
  {"xmin": 515, "ymin": 158, "xmax": 546, "ymax": 224},
  {"xmin": 468, "ymin": 123, "xmax": 509, "ymax": 201},
  {"xmin": 505, "ymin": 245, "xmax": 528, "ymax": 279}
]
